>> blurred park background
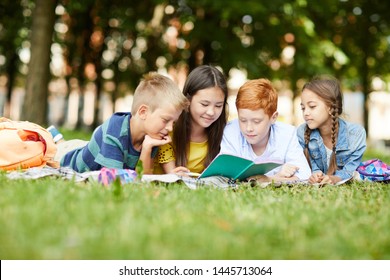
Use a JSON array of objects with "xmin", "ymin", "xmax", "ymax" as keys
[{"xmin": 0, "ymin": 0, "xmax": 390, "ymax": 150}]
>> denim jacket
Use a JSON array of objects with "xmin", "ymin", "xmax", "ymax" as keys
[{"xmin": 297, "ymin": 119, "xmax": 366, "ymax": 180}]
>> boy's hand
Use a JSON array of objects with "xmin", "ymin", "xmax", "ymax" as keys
[
  {"xmin": 140, "ymin": 135, "xmax": 173, "ymax": 175},
  {"xmin": 142, "ymin": 134, "xmax": 172, "ymax": 149},
  {"xmin": 277, "ymin": 163, "xmax": 299, "ymax": 178}
]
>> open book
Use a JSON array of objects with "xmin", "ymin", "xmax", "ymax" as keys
[
  {"xmin": 142, "ymin": 154, "xmax": 282, "ymax": 188},
  {"xmin": 198, "ymin": 153, "xmax": 282, "ymax": 180}
]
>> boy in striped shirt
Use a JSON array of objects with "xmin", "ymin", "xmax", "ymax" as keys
[{"xmin": 60, "ymin": 72, "xmax": 189, "ymax": 174}]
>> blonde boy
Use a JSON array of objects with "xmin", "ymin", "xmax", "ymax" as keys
[
  {"xmin": 220, "ymin": 78, "xmax": 310, "ymax": 182},
  {"xmin": 61, "ymin": 72, "xmax": 189, "ymax": 173}
]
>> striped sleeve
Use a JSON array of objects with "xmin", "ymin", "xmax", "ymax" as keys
[{"xmin": 61, "ymin": 113, "xmax": 130, "ymax": 172}]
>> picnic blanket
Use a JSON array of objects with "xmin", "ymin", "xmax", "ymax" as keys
[
  {"xmin": 5, "ymin": 167, "xmax": 363, "ymax": 189},
  {"xmin": 5, "ymin": 166, "xmax": 136, "ymax": 185},
  {"xmin": 5, "ymin": 167, "xmax": 237, "ymax": 189},
  {"xmin": 6, "ymin": 166, "xmax": 100, "ymax": 182},
  {"xmin": 141, "ymin": 174, "xmax": 238, "ymax": 189}
]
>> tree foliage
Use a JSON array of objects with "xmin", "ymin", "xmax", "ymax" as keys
[{"xmin": 0, "ymin": 0, "xmax": 389, "ymax": 134}]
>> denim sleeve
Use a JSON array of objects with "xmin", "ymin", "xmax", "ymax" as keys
[
  {"xmin": 296, "ymin": 124, "xmax": 306, "ymax": 148},
  {"xmin": 334, "ymin": 126, "xmax": 367, "ymax": 180},
  {"xmin": 309, "ymin": 157, "xmax": 322, "ymax": 174}
]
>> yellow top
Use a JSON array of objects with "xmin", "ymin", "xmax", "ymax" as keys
[{"xmin": 154, "ymin": 140, "xmax": 208, "ymax": 174}]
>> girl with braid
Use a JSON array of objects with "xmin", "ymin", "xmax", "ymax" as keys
[{"xmin": 297, "ymin": 76, "xmax": 366, "ymax": 184}]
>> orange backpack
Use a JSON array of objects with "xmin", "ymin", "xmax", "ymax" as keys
[{"xmin": 0, "ymin": 117, "xmax": 59, "ymax": 171}]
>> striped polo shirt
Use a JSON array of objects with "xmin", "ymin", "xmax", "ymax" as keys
[{"xmin": 61, "ymin": 112, "xmax": 157, "ymax": 172}]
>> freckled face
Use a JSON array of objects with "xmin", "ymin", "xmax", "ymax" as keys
[{"xmin": 300, "ymin": 89, "xmax": 332, "ymax": 130}]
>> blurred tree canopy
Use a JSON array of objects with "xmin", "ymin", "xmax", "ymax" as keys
[{"xmin": 0, "ymin": 0, "xmax": 389, "ymax": 134}]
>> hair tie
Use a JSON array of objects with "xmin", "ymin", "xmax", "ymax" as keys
[{"xmin": 332, "ymin": 146, "xmax": 336, "ymax": 152}]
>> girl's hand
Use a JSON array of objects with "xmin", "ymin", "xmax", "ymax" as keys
[
  {"xmin": 309, "ymin": 172, "xmax": 323, "ymax": 184},
  {"xmin": 277, "ymin": 163, "xmax": 299, "ymax": 178},
  {"xmin": 170, "ymin": 166, "xmax": 191, "ymax": 176},
  {"xmin": 319, "ymin": 175, "xmax": 342, "ymax": 185}
]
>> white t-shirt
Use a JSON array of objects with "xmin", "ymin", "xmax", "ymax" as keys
[
  {"xmin": 220, "ymin": 119, "xmax": 311, "ymax": 180},
  {"xmin": 325, "ymin": 146, "xmax": 332, "ymax": 168}
]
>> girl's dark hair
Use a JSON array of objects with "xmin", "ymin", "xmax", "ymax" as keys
[
  {"xmin": 173, "ymin": 65, "xmax": 228, "ymax": 168},
  {"xmin": 303, "ymin": 75, "xmax": 343, "ymax": 175}
]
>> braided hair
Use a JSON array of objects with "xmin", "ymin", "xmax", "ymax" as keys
[{"xmin": 302, "ymin": 76, "xmax": 343, "ymax": 175}]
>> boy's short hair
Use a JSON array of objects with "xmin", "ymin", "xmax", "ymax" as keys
[
  {"xmin": 235, "ymin": 78, "xmax": 277, "ymax": 117},
  {"xmin": 131, "ymin": 72, "xmax": 188, "ymax": 114}
]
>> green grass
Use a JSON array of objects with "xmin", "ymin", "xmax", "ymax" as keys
[
  {"xmin": 61, "ymin": 128, "xmax": 92, "ymax": 141},
  {"xmin": 0, "ymin": 135, "xmax": 390, "ymax": 259}
]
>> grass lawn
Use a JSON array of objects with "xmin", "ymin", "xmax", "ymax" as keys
[{"xmin": 0, "ymin": 130, "xmax": 389, "ymax": 259}]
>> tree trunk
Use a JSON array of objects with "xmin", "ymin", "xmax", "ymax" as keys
[
  {"xmin": 22, "ymin": 0, "xmax": 57, "ymax": 126},
  {"xmin": 75, "ymin": 5, "xmax": 95, "ymax": 131},
  {"xmin": 3, "ymin": 51, "xmax": 18, "ymax": 118}
]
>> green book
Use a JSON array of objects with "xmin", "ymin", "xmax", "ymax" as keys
[{"xmin": 198, "ymin": 154, "xmax": 282, "ymax": 181}]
